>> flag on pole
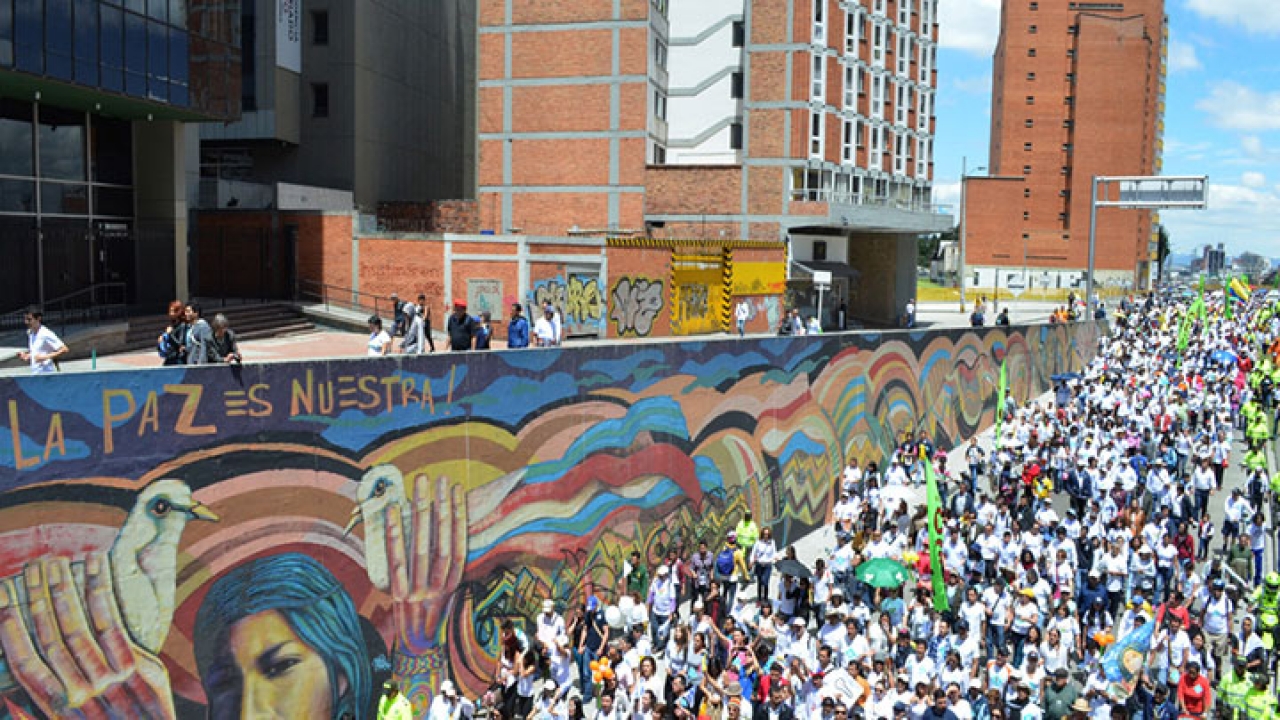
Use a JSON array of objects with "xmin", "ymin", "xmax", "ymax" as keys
[
  {"xmin": 924, "ymin": 459, "xmax": 950, "ymax": 612},
  {"xmin": 1197, "ymin": 275, "xmax": 1208, "ymax": 322},
  {"xmin": 995, "ymin": 359, "xmax": 1008, "ymax": 443},
  {"xmin": 1177, "ymin": 299, "xmax": 1200, "ymax": 354}
]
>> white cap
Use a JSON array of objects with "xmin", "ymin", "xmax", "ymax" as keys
[
  {"xmin": 441, "ymin": 680, "xmax": 458, "ymax": 697},
  {"xmin": 543, "ymin": 599, "xmax": 555, "ymax": 613}
]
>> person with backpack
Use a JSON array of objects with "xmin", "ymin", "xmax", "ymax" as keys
[
  {"xmin": 716, "ymin": 533, "xmax": 744, "ymax": 610},
  {"xmin": 158, "ymin": 300, "xmax": 187, "ymax": 366}
]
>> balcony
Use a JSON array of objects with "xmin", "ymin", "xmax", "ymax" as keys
[{"xmin": 786, "ymin": 188, "xmax": 954, "ymax": 233}]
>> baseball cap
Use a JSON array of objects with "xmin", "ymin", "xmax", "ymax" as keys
[
  {"xmin": 543, "ymin": 599, "xmax": 555, "ymax": 612},
  {"xmin": 441, "ymin": 680, "xmax": 458, "ymax": 697}
]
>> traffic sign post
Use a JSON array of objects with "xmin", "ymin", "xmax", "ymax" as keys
[{"xmin": 1086, "ymin": 175, "xmax": 1208, "ymax": 312}]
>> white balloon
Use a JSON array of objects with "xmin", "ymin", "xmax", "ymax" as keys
[
  {"xmin": 618, "ymin": 596, "xmax": 636, "ymax": 615},
  {"xmin": 605, "ymin": 606, "xmax": 624, "ymax": 629}
]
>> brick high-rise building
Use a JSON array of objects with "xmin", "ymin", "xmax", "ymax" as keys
[
  {"xmin": 478, "ymin": 0, "xmax": 951, "ymax": 326},
  {"xmin": 963, "ymin": 0, "xmax": 1167, "ymax": 294}
]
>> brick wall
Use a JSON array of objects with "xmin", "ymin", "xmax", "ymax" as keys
[
  {"xmin": 376, "ymin": 201, "xmax": 481, "ymax": 234},
  {"xmin": 645, "ymin": 166, "xmax": 743, "ymax": 216}
]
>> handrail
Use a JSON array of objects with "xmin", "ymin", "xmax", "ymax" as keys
[
  {"xmin": 295, "ymin": 278, "xmax": 389, "ymax": 320},
  {"xmin": 0, "ymin": 282, "xmax": 129, "ymax": 333}
]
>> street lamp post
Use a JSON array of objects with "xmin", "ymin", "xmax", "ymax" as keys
[{"xmin": 957, "ymin": 159, "xmax": 987, "ymax": 312}]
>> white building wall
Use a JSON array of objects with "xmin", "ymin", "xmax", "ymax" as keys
[{"xmin": 666, "ymin": 0, "xmax": 745, "ymax": 165}]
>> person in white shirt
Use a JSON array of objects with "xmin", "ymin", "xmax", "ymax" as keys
[
  {"xmin": 735, "ymin": 298, "xmax": 751, "ymax": 337},
  {"xmin": 537, "ymin": 600, "xmax": 566, "ymax": 653},
  {"xmin": 20, "ymin": 309, "xmax": 68, "ymax": 374},
  {"xmin": 534, "ymin": 306, "xmax": 559, "ymax": 347},
  {"xmin": 367, "ymin": 315, "xmax": 392, "ymax": 357},
  {"xmin": 428, "ymin": 680, "xmax": 475, "ymax": 720}
]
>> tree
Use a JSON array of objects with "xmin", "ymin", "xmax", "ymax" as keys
[
  {"xmin": 1156, "ymin": 224, "xmax": 1171, "ymax": 285},
  {"xmin": 919, "ymin": 228, "xmax": 956, "ymax": 268}
]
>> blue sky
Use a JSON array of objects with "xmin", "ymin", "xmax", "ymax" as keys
[{"xmin": 934, "ymin": 0, "xmax": 1280, "ymax": 260}]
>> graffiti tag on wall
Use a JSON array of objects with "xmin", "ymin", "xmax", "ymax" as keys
[
  {"xmin": 609, "ymin": 277, "xmax": 665, "ymax": 337},
  {"xmin": 0, "ymin": 322, "xmax": 1101, "ymax": 718},
  {"xmin": 468, "ymin": 279, "xmax": 503, "ymax": 318},
  {"xmin": 531, "ymin": 274, "xmax": 604, "ymax": 337}
]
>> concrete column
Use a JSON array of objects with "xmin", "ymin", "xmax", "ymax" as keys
[{"xmin": 133, "ymin": 120, "xmax": 191, "ymax": 302}]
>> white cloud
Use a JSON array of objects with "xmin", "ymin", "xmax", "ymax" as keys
[
  {"xmin": 1186, "ymin": 0, "xmax": 1280, "ymax": 35},
  {"xmin": 1162, "ymin": 182, "xmax": 1280, "ymax": 257},
  {"xmin": 951, "ymin": 75, "xmax": 993, "ymax": 95},
  {"xmin": 1197, "ymin": 82, "xmax": 1280, "ymax": 131},
  {"xmin": 938, "ymin": 0, "xmax": 1001, "ymax": 55},
  {"xmin": 1167, "ymin": 38, "xmax": 1202, "ymax": 72},
  {"xmin": 933, "ymin": 181, "xmax": 961, "ymax": 211},
  {"xmin": 1243, "ymin": 171, "xmax": 1267, "ymax": 188},
  {"xmin": 1243, "ymin": 136, "xmax": 1265, "ymax": 154}
]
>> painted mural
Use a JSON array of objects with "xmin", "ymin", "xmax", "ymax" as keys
[
  {"xmin": 0, "ymin": 322, "xmax": 1101, "ymax": 718},
  {"xmin": 530, "ymin": 274, "xmax": 605, "ymax": 338}
]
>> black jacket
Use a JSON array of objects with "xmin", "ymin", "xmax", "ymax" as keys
[{"xmin": 447, "ymin": 313, "xmax": 475, "ymax": 351}]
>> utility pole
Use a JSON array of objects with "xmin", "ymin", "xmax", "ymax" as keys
[{"xmin": 958, "ymin": 156, "xmax": 967, "ymax": 312}]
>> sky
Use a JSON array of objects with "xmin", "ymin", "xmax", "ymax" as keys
[{"xmin": 932, "ymin": 0, "xmax": 1280, "ymax": 261}]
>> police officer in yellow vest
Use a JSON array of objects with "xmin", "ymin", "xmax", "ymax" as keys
[
  {"xmin": 1218, "ymin": 655, "xmax": 1252, "ymax": 719},
  {"xmin": 1242, "ymin": 672, "xmax": 1277, "ymax": 719}
]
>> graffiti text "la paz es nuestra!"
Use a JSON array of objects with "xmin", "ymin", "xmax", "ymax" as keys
[{"xmin": 6, "ymin": 369, "xmax": 463, "ymax": 470}]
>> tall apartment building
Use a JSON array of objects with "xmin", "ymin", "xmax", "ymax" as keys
[
  {"xmin": 478, "ymin": 0, "xmax": 950, "ymax": 325},
  {"xmin": 0, "ymin": 0, "xmax": 240, "ymax": 310},
  {"xmin": 199, "ymin": 0, "xmax": 477, "ymax": 211},
  {"xmin": 963, "ymin": 0, "xmax": 1167, "ymax": 293}
]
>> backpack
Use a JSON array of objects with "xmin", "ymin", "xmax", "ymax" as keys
[{"xmin": 716, "ymin": 549, "xmax": 735, "ymax": 577}]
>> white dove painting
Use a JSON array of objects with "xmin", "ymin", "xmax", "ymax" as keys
[
  {"xmin": 0, "ymin": 478, "xmax": 217, "ymax": 693},
  {"xmin": 345, "ymin": 464, "xmax": 412, "ymax": 591}
]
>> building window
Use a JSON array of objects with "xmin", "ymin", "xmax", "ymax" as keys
[
  {"xmin": 1068, "ymin": 25, "xmax": 1078, "ymax": 34},
  {"xmin": 1024, "ymin": 142, "xmax": 1033, "ymax": 151},
  {"xmin": 845, "ymin": 10, "xmax": 859, "ymax": 54},
  {"xmin": 1024, "ymin": 188, "xmax": 1032, "ymax": 198},
  {"xmin": 1023, "ymin": 165, "xmax": 1032, "ymax": 174},
  {"xmin": 872, "ymin": 22, "xmax": 885, "ymax": 65},
  {"xmin": 1063, "ymin": 119, "xmax": 1074, "ymax": 129},
  {"xmin": 652, "ymin": 0, "xmax": 668, "ymax": 18},
  {"xmin": 731, "ymin": 71, "xmax": 744, "ymax": 99},
  {"xmin": 1066, "ymin": 73, "xmax": 1075, "ymax": 83},
  {"xmin": 897, "ymin": 34, "xmax": 909, "ymax": 75},
  {"xmin": 1023, "ymin": 211, "xmax": 1030, "ymax": 220},
  {"xmin": 1025, "ymin": 118, "xmax": 1034, "ymax": 128},
  {"xmin": 1027, "ymin": 48, "xmax": 1037, "ymax": 57},
  {"xmin": 898, "ymin": 0, "xmax": 910, "ymax": 26},
  {"xmin": 1029, "ymin": 25, "xmax": 1037, "ymax": 34},
  {"xmin": 814, "ymin": 240, "xmax": 828, "ymax": 261},
  {"xmin": 654, "ymin": 145, "xmax": 667, "ymax": 164},
  {"xmin": 311, "ymin": 83, "xmax": 329, "ymax": 117},
  {"xmin": 842, "ymin": 118, "xmax": 855, "ymax": 162},
  {"xmin": 871, "ymin": 73, "xmax": 885, "ymax": 116},
  {"xmin": 312, "ymin": 11, "xmax": 329, "ymax": 45},
  {"xmin": 732, "ymin": 21, "xmax": 745, "ymax": 47},
  {"xmin": 856, "ymin": 118, "xmax": 865, "ymax": 148},
  {"xmin": 811, "ymin": 52, "xmax": 825, "ymax": 101},
  {"xmin": 844, "ymin": 65, "xmax": 856, "ymax": 109},
  {"xmin": 1027, "ymin": 72, "xmax": 1036, "ymax": 81},
  {"xmin": 654, "ymin": 40, "xmax": 667, "ymax": 71},
  {"xmin": 874, "ymin": 0, "xmax": 886, "ymax": 15},
  {"xmin": 1030, "ymin": 1, "xmax": 1039, "ymax": 9},
  {"xmin": 1059, "ymin": 213, "xmax": 1068, "ymax": 222},
  {"xmin": 1062, "ymin": 143, "xmax": 1073, "ymax": 152},
  {"xmin": 810, "ymin": 111, "xmax": 825, "ymax": 158},
  {"xmin": 654, "ymin": 90, "xmax": 667, "ymax": 120},
  {"xmin": 730, "ymin": 122, "xmax": 744, "ymax": 150},
  {"xmin": 1064, "ymin": 96, "xmax": 1074, "ymax": 106},
  {"xmin": 1025, "ymin": 95, "xmax": 1034, "ymax": 105},
  {"xmin": 813, "ymin": 0, "xmax": 826, "ymax": 43}
]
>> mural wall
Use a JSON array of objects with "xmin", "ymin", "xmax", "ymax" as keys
[{"xmin": 0, "ymin": 322, "xmax": 1101, "ymax": 718}]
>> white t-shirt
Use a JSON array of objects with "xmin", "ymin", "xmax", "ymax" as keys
[
  {"xmin": 27, "ymin": 325, "xmax": 65, "ymax": 374},
  {"xmin": 367, "ymin": 330, "xmax": 391, "ymax": 356},
  {"xmin": 534, "ymin": 317, "xmax": 558, "ymax": 346}
]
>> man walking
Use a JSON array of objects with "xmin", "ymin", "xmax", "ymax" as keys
[
  {"xmin": 508, "ymin": 303, "xmax": 530, "ymax": 349},
  {"xmin": 19, "ymin": 309, "xmax": 68, "ymax": 374},
  {"xmin": 447, "ymin": 300, "xmax": 475, "ymax": 352},
  {"xmin": 735, "ymin": 298, "xmax": 751, "ymax": 338},
  {"xmin": 184, "ymin": 303, "xmax": 214, "ymax": 365}
]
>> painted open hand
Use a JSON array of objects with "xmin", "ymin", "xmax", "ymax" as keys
[
  {"xmin": 385, "ymin": 475, "xmax": 468, "ymax": 655},
  {"xmin": 0, "ymin": 553, "xmax": 175, "ymax": 719}
]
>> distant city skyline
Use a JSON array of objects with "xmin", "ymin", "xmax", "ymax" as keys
[{"xmin": 933, "ymin": 0, "xmax": 1280, "ymax": 258}]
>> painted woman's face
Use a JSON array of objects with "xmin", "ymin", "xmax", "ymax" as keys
[{"xmin": 206, "ymin": 610, "xmax": 338, "ymax": 719}]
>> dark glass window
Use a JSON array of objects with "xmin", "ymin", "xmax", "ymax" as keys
[
  {"xmin": 41, "ymin": 183, "xmax": 90, "ymax": 214},
  {"xmin": 730, "ymin": 122, "xmax": 744, "ymax": 150},
  {"xmin": 0, "ymin": 178, "xmax": 35, "ymax": 213},
  {"xmin": 312, "ymin": 83, "xmax": 329, "ymax": 117},
  {"xmin": 169, "ymin": 81, "xmax": 187, "ymax": 106},
  {"xmin": 91, "ymin": 115, "xmax": 132, "ymax": 185},
  {"xmin": 14, "ymin": 0, "xmax": 42, "ymax": 72},
  {"xmin": 124, "ymin": 10, "xmax": 146, "ymax": 96},
  {"xmin": 732, "ymin": 20, "xmax": 744, "ymax": 47},
  {"xmin": 147, "ymin": 19, "xmax": 168, "ymax": 100},
  {"xmin": 38, "ymin": 106, "xmax": 86, "ymax": 181},
  {"xmin": 0, "ymin": 98, "xmax": 33, "ymax": 176},
  {"xmin": 731, "ymin": 71, "xmax": 743, "ymax": 99},
  {"xmin": 241, "ymin": 0, "xmax": 255, "ymax": 111},
  {"xmin": 0, "ymin": 0, "xmax": 12, "ymax": 66},
  {"xmin": 168, "ymin": 0, "xmax": 185, "ymax": 26},
  {"xmin": 99, "ymin": 4, "xmax": 123, "ymax": 91},
  {"xmin": 147, "ymin": 0, "xmax": 165, "ymax": 21},
  {"xmin": 168, "ymin": 25, "xmax": 186, "ymax": 84},
  {"xmin": 93, "ymin": 186, "xmax": 133, "ymax": 216},
  {"xmin": 313, "ymin": 10, "xmax": 328, "ymax": 45},
  {"xmin": 125, "ymin": 0, "xmax": 144, "ymax": 13},
  {"xmin": 74, "ymin": 0, "xmax": 99, "ymax": 86}
]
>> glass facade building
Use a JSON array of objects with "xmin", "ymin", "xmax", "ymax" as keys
[{"xmin": 0, "ymin": 0, "xmax": 240, "ymax": 310}]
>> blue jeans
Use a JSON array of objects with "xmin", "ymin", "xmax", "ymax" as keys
[
  {"xmin": 986, "ymin": 624, "xmax": 1006, "ymax": 659},
  {"xmin": 577, "ymin": 646, "xmax": 598, "ymax": 701},
  {"xmin": 1195, "ymin": 489, "xmax": 1210, "ymax": 519},
  {"xmin": 1254, "ymin": 549, "xmax": 1265, "ymax": 584},
  {"xmin": 754, "ymin": 564, "xmax": 773, "ymax": 600}
]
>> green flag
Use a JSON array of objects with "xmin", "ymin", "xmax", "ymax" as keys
[
  {"xmin": 1177, "ymin": 298, "xmax": 1200, "ymax": 353},
  {"xmin": 1225, "ymin": 280, "xmax": 1234, "ymax": 321},
  {"xmin": 1197, "ymin": 276, "xmax": 1208, "ymax": 322},
  {"xmin": 995, "ymin": 359, "xmax": 1007, "ymax": 443},
  {"xmin": 924, "ymin": 459, "xmax": 950, "ymax": 612}
]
